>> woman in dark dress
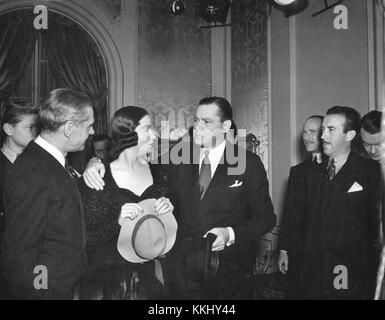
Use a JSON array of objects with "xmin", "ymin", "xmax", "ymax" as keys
[
  {"xmin": 0, "ymin": 103, "xmax": 38, "ymax": 299},
  {"xmin": 79, "ymin": 106, "xmax": 174, "ymax": 273}
]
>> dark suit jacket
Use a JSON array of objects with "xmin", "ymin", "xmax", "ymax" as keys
[
  {"xmin": 279, "ymin": 158, "xmax": 314, "ymax": 255},
  {"xmin": 1, "ymin": 141, "xmax": 87, "ymax": 299},
  {"xmin": 168, "ymin": 142, "xmax": 276, "ymax": 277},
  {"xmin": 0, "ymin": 151, "xmax": 12, "ymax": 231},
  {"xmin": 303, "ymin": 151, "xmax": 380, "ymax": 299}
]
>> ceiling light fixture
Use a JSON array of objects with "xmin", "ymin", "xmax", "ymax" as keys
[{"xmin": 269, "ymin": 0, "xmax": 309, "ymax": 18}]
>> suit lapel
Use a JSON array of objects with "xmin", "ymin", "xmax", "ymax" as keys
[
  {"xmin": 198, "ymin": 143, "xmax": 234, "ymax": 212},
  {"xmin": 183, "ymin": 142, "xmax": 201, "ymax": 217},
  {"xmin": 327, "ymin": 152, "xmax": 359, "ymax": 209},
  {"xmin": 30, "ymin": 142, "xmax": 87, "ymax": 250}
]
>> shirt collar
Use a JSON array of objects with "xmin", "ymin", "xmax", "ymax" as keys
[
  {"xmin": 329, "ymin": 150, "xmax": 350, "ymax": 171},
  {"xmin": 35, "ymin": 135, "xmax": 66, "ymax": 168},
  {"xmin": 1, "ymin": 143, "xmax": 19, "ymax": 164},
  {"xmin": 312, "ymin": 152, "xmax": 322, "ymax": 164},
  {"xmin": 199, "ymin": 140, "xmax": 226, "ymax": 171}
]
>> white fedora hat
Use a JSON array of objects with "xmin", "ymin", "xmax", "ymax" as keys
[{"xmin": 117, "ymin": 198, "xmax": 178, "ymax": 263}]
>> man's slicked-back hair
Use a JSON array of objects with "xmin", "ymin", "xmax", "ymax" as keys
[
  {"xmin": 362, "ymin": 110, "xmax": 381, "ymax": 134},
  {"xmin": 39, "ymin": 88, "xmax": 93, "ymax": 132},
  {"xmin": 326, "ymin": 106, "xmax": 361, "ymax": 134},
  {"xmin": 198, "ymin": 96, "xmax": 233, "ymax": 122},
  {"xmin": 307, "ymin": 115, "xmax": 324, "ymax": 123}
]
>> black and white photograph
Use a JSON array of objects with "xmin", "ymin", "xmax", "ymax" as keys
[{"xmin": 0, "ymin": 0, "xmax": 385, "ymax": 304}]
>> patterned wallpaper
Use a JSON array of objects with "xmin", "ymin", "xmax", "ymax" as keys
[
  {"xmin": 231, "ymin": 0, "xmax": 269, "ymax": 171},
  {"xmin": 231, "ymin": 0, "xmax": 274, "ymax": 272},
  {"xmin": 138, "ymin": 0, "xmax": 211, "ymax": 140}
]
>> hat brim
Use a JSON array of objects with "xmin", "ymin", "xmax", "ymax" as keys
[{"xmin": 117, "ymin": 198, "xmax": 178, "ymax": 263}]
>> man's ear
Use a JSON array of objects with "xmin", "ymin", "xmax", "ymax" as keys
[
  {"xmin": 3, "ymin": 123, "xmax": 13, "ymax": 136},
  {"xmin": 222, "ymin": 120, "xmax": 232, "ymax": 133},
  {"xmin": 346, "ymin": 130, "xmax": 357, "ymax": 142},
  {"xmin": 63, "ymin": 121, "xmax": 73, "ymax": 138}
]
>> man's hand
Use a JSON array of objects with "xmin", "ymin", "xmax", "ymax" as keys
[
  {"xmin": 83, "ymin": 157, "xmax": 106, "ymax": 190},
  {"xmin": 204, "ymin": 228, "xmax": 229, "ymax": 252},
  {"xmin": 154, "ymin": 197, "xmax": 174, "ymax": 215},
  {"xmin": 278, "ymin": 251, "xmax": 288, "ymax": 274},
  {"xmin": 118, "ymin": 203, "xmax": 144, "ymax": 226}
]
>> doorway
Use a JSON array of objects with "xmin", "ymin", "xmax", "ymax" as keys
[{"xmin": 0, "ymin": 9, "xmax": 108, "ymax": 170}]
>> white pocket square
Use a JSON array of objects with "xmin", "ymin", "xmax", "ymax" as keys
[
  {"xmin": 347, "ymin": 182, "xmax": 363, "ymax": 193},
  {"xmin": 229, "ymin": 180, "xmax": 243, "ymax": 188}
]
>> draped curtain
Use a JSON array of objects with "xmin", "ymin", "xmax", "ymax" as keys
[
  {"xmin": 0, "ymin": 11, "xmax": 36, "ymax": 103},
  {"xmin": 45, "ymin": 23, "xmax": 107, "ymax": 134}
]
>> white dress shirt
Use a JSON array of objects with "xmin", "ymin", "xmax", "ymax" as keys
[
  {"xmin": 329, "ymin": 151, "xmax": 350, "ymax": 175},
  {"xmin": 199, "ymin": 140, "xmax": 235, "ymax": 246},
  {"xmin": 35, "ymin": 135, "xmax": 66, "ymax": 168},
  {"xmin": 1, "ymin": 143, "xmax": 19, "ymax": 164},
  {"xmin": 312, "ymin": 152, "xmax": 323, "ymax": 164}
]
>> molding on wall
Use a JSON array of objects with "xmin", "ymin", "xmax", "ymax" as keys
[
  {"xmin": 122, "ymin": 0, "xmax": 138, "ymax": 107},
  {"xmin": 375, "ymin": 1, "xmax": 384, "ymax": 110},
  {"xmin": 226, "ymin": 14, "xmax": 232, "ymax": 103},
  {"xmin": 289, "ymin": 16, "xmax": 297, "ymax": 166},
  {"xmin": 210, "ymin": 12, "xmax": 232, "ymax": 100},
  {"xmin": 0, "ymin": 0, "xmax": 125, "ymax": 117},
  {"xmin": 368, "ymin": 0, "xmax": 376, "ymax": 111},
  {"xmin": 267, "ymin": 12, "xmax": 273, "ymax": 200}
]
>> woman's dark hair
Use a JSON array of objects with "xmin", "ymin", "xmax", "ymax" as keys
[
  {"xmin": 0, "ymin": 103, "xmax": 38, "ymax": 146},
  {"xmin": 109, "ymin": 106, "xmax": 149, "ymax": 161}
]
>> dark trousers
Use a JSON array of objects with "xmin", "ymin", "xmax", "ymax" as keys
[{"xmin": 165, "ymin": 236, "xmax": 253, "ymax": 300}]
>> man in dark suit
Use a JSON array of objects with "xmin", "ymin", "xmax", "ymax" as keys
[
  {"xmin": 302, "ymin": 106, "xmax": 380, "ymax": 299},
  {"xmin": 361, "ymin": 111, "xmax": 384, "ymax": 243},
  {"xmin": 278, "ymin": 115, "xmax": 323, "ymax": 299},
  {"xmin": 165, "ymin": 97, "xmax": 276, "ymax": 299},
  {"xmin": 81, "ymin": 97, "xmax": 276, "ymax": 299},
  {"xmin": 2, "ymin": 88, "xmax": 95, "ymax": 299}
]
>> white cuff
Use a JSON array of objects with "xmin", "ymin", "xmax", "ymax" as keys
[
  {"xmin": 280, "ymin": 250, "xmax": 288, "ymax": 254},
  {"xmin": 226, "ymin": 227, "xmax": 235, "ymax": 246}
]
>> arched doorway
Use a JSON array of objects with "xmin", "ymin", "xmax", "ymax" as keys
[
  {"xmin": 0, "ymin": 1, "xmax": 126, "ymax": 170},
  {"xmin": 0, "ymin": 0, "xmax": 125, "ymax": 123},
  {"xmin": 0, "ymin": 9, "xmax": 108, "ymax": 134}
]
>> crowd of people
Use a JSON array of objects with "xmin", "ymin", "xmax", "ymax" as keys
[
  {"xmin": 0, "ymin": 88, "xmax": 384, "ymax": 300},
  {"xmin": 279, "ymin": 108, "xmax": 384, "ymax": 299}
]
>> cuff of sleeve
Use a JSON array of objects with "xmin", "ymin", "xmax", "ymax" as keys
[
  {"xmin": 280, "ymin": 250, "xmax": 288, "ymax": 254},
  {"xmin": 226, "ymin": 227, "xmax": 235, "ymax": 246}
]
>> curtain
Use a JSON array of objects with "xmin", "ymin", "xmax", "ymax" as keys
[
  {"xmin": 0, "ymin": 11, "xmax": 36, "ymax": 102},
  {"xmin": 45, "ymin": 23, "xmax": 107, "ymax": 134}
]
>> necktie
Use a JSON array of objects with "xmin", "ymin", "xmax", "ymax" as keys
[
  {"xmin": 327, "ymin": 158, "xmax": 336, "ymax": 181},
  {"xmin": 198, "ymin": 150, "xmax": 211, "ymax": 199},
  {"xmin": 66, "ymin": 164, "xmax": 78, "ymax": 180},
  {"xmin": 313, "ymin": 155, "xmax": 318, "ymax": 164}
]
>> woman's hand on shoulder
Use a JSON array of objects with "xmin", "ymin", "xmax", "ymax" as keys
[
  {"xmin": 154, "ymin": 197, "xmax": 174, "ymax": 216},
  {"xmin": 82, "ymin": 157, "xmax": 106, "ymax": 191},
  {"xmin": 118, "ymin": 203, "xmax": 144, "ymax": 226}
]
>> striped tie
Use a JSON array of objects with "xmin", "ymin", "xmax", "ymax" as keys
[
  {"xmin": 198, "ymin": 150, "xmax": 211, "ymax": 199},
  {"xmin": 327, "ymin": 158, "xmax": 336, "ymax": 181}
]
